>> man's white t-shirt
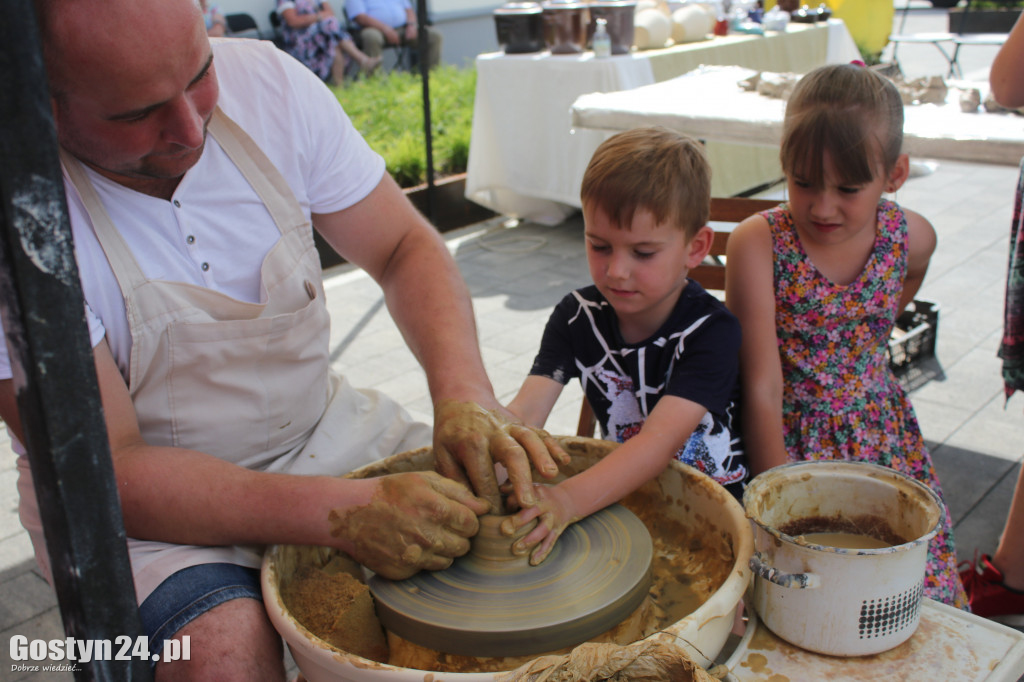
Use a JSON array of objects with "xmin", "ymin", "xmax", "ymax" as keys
[
  {"xmin": 0, "ymin": 37, "xmax": 386, "ymax": 383},
  {"xmin": 6, "ymin": 37, "xmax": 392, "ymax": 597}
]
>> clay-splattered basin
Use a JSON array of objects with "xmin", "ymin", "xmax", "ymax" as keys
[{"xmin": 261, "ymin": 436, "xmax": 753, "ymax": 681}]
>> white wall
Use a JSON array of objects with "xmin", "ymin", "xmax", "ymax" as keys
[{"xmin": 215, "ymin": 0, "xmax": 503, "ymax": 66}]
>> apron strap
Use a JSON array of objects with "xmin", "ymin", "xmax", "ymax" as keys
[
  {"xmin": 59, "ymin": 107, "xmax": 309, "ymax": 298},
  {"xmin": 59, "ymin": 148, "xmax": 147, "ymax": 298},
  {"xmin": 207, "ymin": 107, "xmax": 307, "ymax": 235}
]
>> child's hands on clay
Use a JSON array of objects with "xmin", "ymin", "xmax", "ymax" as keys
[
  {"xmin": 433, "ymin": 399, "xmax": 569, "ymax": 514},
  {"xmin": 328, "ymin": 472, "xmax": 490, "ymax": 580},
  {"xmin": 500, "ymin": 483, "xmax": 581, "ymax": 566}
]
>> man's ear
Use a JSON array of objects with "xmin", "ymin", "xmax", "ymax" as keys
[
  {"xmin": 884, "ymin": 154, "xmax": 911, "ymax": 193},
  {"xmin": 686, "ymin": 225, "xmax": 715, "ymax": 269}
]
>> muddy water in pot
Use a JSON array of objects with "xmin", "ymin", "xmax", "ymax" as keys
[
  {"xmin": 744, "ymin": 460, "xmax": 943, "ymax": 657},
  {"xmin": 797, "ymin": 532, "xmax": 894, "ymax": 550},
  {"xmin": 262, "ymin": 437, "xmax": 754, "ymax": 681}
]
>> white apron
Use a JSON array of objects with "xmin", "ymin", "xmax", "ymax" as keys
[{"xmin": 19, "ymin": 108, "xmax": 430, "ymax": 602}]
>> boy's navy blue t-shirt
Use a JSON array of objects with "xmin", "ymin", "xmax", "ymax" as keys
[{"xmin": 530, "ymin": 281, "xmax": 748, "ymax": 496}]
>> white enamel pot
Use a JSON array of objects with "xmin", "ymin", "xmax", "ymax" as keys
[{"xmin": 742, "ymin": 460, "xmax": 942, "ymax": 657}]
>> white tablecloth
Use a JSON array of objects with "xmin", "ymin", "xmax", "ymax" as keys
[
  {"xmin": 571, "ymin": 66, "xmax": 1024, "ymax": 167},
  {"xmin": 465, "ymin": 20, "xmax": 861, "ymax": 224}
]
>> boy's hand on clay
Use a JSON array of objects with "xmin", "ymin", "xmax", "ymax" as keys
[
  {"xmin": 500, "ymin": 483, "xmax": 580, "ymax": 566},
  {"xmin": 327, "ymin": 472, "xmax": 489, "ymax": 580},
  {"xmin": 433, "ymin": 399, "xmax": 569, "ymax": 513}
]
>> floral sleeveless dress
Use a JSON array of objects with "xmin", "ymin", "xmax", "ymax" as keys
[
  {"xmin": 277, "ymin": 0, "xmax": 353, "ymax": 82},
  {"xmin": 764, "ymin": 199, "xmax": 968, "ymax": 608}
]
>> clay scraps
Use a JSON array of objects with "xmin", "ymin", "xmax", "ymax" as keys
[{"xmin": 494, "ymin": 638, "xmax": 718, "ymax": 682}]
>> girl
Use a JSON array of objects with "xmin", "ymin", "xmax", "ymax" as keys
[{"xmin": 725, "ymin": 63, "xmax": 967, "ymax": 607}]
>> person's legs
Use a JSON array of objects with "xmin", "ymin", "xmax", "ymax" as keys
[
  {"xmin": 156, "ymin": 599, "xmax": 286, "ymax": 681},
  {"xmin": 961, "ymin": 464, "xmax": 1024, "ymax": 622},
  {"xmin": 357, "ymin": 27, "xmax": 385, "ymax": 60},
  {"xmin": 402, "ymin": 26, "xmax": 442, "ymax": 70},
  {"xmin": 339, "ymin": 39, "xmax": 381, "ymax": 75},
  {"xmin": 993, "ymin": 464, "xmax": 1024, "ymax": 589},
  {"xmin": 425, "ymin": 25, "xmax": 443, "ymax": 68},
  {"xmin": 140, "ymin": 563, "xmax": 286, "ymax": 681}
]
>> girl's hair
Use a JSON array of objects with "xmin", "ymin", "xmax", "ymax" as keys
[
  {"xmin": 780, "ymin": 63, "xmax": 904, "ymax": 189},
  {"xmin": 580, "ymin": 126, "xmax": 711, "ymax": 237}
]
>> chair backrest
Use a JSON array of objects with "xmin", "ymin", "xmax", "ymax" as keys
[
  {"xmin": 225, "ymin": 12, "xmax": 257, "ymax": 33},
  {"xmin": 575, "ymin": 195, "xmax": 780, "ymax": 437},
  {"xmin": 267, "ymin": 9, "xmax": 286, "ymax": 49},
  {"xmin": 690, "ymin": 197, "xmax": 781, "ymax": 292}
]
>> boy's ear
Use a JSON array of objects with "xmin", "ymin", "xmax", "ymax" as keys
[
  {"xmin": 685, "ymin": 225, "xmax": 715, "ymax": 269},
  {"xmin": 884, "ymin": 154, "xmax": 911, "ymax": 194}
]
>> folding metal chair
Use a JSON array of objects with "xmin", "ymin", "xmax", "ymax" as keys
[
  {"xmin": 224, "ymin": 12, "xmax": 262, "ymax": 39},
  {"xmin": 889, "ymin": 0, "xmax": 1008, "ymax": 79},
  {"xmin": 888, "ymin": 2, "xmax": 960, "ymax": 77}
]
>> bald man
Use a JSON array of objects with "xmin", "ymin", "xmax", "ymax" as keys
[{"xmin": 4, "ymin": 1, "xmax": 566, "ymax": 678}]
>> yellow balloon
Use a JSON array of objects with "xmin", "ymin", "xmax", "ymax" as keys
[{"xmin": 763, "ymin": 0, "xmax": 893, "ymax": 57}]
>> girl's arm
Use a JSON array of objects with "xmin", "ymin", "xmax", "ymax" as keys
[
  {"xmin": 280, "ymin": 6, "xmax": 323, "ymax": 28},
  {"xmin": 503, "ymin": 394, "xmax": 707, "ymax": 564},
  {"xmin": 991, "ymin": 12, "xmax": 1024, "ymax": 108},
  {"xmin": 898, "ymin": 208, "xmax": 938, "ymax": 313},
  {"xmin": 725, "ymin": 216, "xmax": 790, "ymax": 474},
  {"xmin": 506, "ymin": 374, "xmax": 565, "ymax": 429}
]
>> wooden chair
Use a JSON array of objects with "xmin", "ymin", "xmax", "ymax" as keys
[{"xmin": 575, "ymin": 196, "xmax": 781, "ymax": 437}]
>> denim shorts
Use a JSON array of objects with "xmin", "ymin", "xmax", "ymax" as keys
[{"xmin": 138, "ymin": 562, "xmax": 262, "ymax": 664}]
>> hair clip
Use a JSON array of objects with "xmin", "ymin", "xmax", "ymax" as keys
[{"xmin": 849, "ymin": 59, "xmax": 866, "ymax": 67}]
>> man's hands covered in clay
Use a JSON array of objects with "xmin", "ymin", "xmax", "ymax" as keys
[
  {"xmin": 328, "ymin": 472, "xmax": 489, "ymax": 580},
  {"xmin": 433, "ymin": 399, "xmax": 570, "ymax": 513},
  {"xmin": 500, "ymin": 483, "xmax": 581, "ymax": 566}
]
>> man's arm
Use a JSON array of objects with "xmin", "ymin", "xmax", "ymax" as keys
[
  {"xmin": 312, "ymin": 173, "xmax": 567, "ymax": 510},
  {"xmin": 314, "ymin": 172, "xmax": 492, "ymax": 406},
  {"xmin": 0, "ymin": 338, "xmax": 487, "ymax": 579},
  {"xmin": 402, "ymin": 5, "xmax": 417, "ymax": 41},
  {"xmin": 349, "ymin": 0, "xmax": 400, "ymax": 44}
]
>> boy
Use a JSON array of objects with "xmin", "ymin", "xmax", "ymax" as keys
[{"xmin": 504, "ymin": 127, "xmax": 748, "ymax": 565}]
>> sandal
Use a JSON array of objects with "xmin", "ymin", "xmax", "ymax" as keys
[{"xmin": 959, "ymin": 551, "xmax": 1024, "ymax": 625}]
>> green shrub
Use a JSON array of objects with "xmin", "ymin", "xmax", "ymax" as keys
[{"xmin": 332, "ymin": 66, "xmax": 476, "ymax": 188}]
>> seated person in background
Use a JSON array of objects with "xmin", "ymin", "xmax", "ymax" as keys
[
  {"xmin": 277, "ymin": 0, "xmax": 381, "ymax": 84},
  {"xmin": 346, "ymin": 0, "xmax": 443, "ymax": 69},
  {"xmin": 502, "ymin": 127, "xmax": 749, "ymax": 565},
  {"xmin": 200, "ymin": 0, "xmax": 227, "ymax": 36}
]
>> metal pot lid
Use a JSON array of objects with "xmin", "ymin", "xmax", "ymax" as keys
[{"xmin": 495, "ymin": 1, "xmax": 543, "ymax": 14}]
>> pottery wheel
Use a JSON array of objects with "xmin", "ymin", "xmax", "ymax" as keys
[{"xmin": 366, "ymin": 503, "xmax": 652, "ymax": 658}]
